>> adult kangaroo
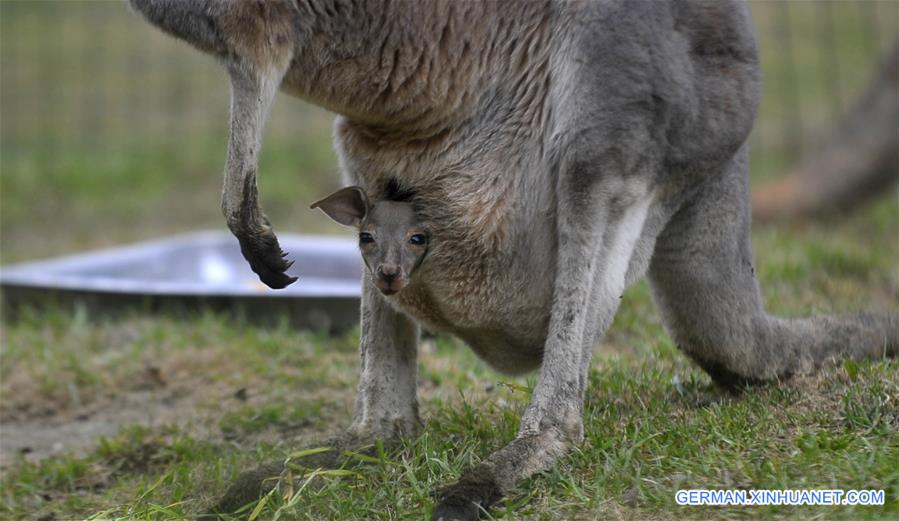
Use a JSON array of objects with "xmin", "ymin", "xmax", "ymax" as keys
[{"xmin": 129, "ymin": 1, "xmax": 898, "ymax": 519}]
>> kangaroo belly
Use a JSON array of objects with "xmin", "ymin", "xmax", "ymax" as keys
[
  {"xmin": 385, "ymin": 195, "xmax": 554, "ymax": 371},
  {"xmin": 336, "ymin": 113, "xmax": 558, "ymax": 373},
  {"xmin": 391, "ymin": 265, "xmax": 551, "ymax": 375}
]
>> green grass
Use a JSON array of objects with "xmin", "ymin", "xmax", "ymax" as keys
[
  {"xmin": 2, "ymin": 316, "xmax": 897, "ymax": 520},
  {"xmin": 2, "ymin": 196, "xmax": 897, "ymax": 520},
  {"xmin": 2, "ymin": 1, "xmax": 898, "ymax": 520}
]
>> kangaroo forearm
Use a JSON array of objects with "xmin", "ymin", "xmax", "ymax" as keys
[{"xmin": 221, "ymin": 62, "xmax": 298, "ymax": 289}]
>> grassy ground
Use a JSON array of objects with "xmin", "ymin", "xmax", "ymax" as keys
[
  {"xmin": 2, "ymin": 1, "xmax": 898, "ymax": 520},
  {"xmin": 1, "ymin": 200, "xmax": 897, "ymax": 520},
  {"xmin": 2, "ymin": 198, "xmax": 897, "ymax": 520}
]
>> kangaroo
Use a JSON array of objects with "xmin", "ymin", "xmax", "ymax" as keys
[
  {"xmin": 129, "ymin": 1, "xmax": 898, "ymax": 519},
  {"xmin": 311, "ymin": 184, "xmax": 430, "ymax": 296}
]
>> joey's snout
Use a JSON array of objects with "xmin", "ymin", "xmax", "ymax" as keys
[
  {"xmin": 377, "ymin": 264, "xmax": 400, "ymax": 281},
  {"xmin": 375, "ymin": 263, "xmax": 406, "ymax": 295}
]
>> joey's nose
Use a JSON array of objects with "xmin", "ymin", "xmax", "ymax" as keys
[{"xmin": 378, "ymin": 264, "xmax": 400, "ymax": 282}]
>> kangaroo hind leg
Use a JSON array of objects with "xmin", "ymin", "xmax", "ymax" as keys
[{"xmin": 648, "ymin": 146, "xmax": 898, "ymax": 391}]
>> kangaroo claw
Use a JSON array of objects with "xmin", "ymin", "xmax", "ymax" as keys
[{"xmin": 235, "ymin": 231, "xmax": 298, "ymax": 289}]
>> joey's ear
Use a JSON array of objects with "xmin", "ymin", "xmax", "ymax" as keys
[{"xmin": 310, "ymin": 186, "xmax": 370, "ymax": 227}]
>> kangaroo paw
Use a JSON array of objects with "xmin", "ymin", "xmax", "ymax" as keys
[
  {"xmin": 432, "ymin": 470, "xmax": 503, "ymax": 521},
  {"xmin": 236, "ymin": 230, "xmax": 298, "ymax": 289},
  {"xmin": 209, "ymin": 459, "xmax": 287, "ymax": 516},
  {"xmin": 208, "ymin": 431, "xmax": 392, "ymax": 517},
  {"xmin": 209, "ymin": 445, "xmax": 347, "ymax": 516},
  {"xmin": 231, "ymin": 173, "xmax": 298, "ymax": 290}
]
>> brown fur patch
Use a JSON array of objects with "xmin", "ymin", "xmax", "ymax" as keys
[{"xmin": 222, "ymin": 0, "xmax": 297, "ymax": 70}]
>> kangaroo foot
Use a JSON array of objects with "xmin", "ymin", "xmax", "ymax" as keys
[
  {"xmin": 431, "ymin": 468, "xmax": 503, "ymax": 521},
  {"xmin": 208, "ymin": 430, "xmax": 389, "ymax": 517}
]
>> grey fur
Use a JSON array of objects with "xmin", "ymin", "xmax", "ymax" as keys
[{"xmin": 129, "ymin": 1, "xmax": 898, "ymax": 519}]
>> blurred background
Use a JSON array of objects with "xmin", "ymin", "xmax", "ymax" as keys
[
  {"xmin": 1, "ymin": 0, "xmax": 897, "ymax": 265},
  {"xmin": 0, "ymin": 3, "xmax": 897, "ymax": 519}
]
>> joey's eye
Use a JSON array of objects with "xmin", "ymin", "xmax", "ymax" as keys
[
  {"xmin": 359, "ymin": 232, "xmax": 374, "ymax": 244},
  {"xmin": 409, "ymin": 234, "xmax": 428, "ymax": 246}
]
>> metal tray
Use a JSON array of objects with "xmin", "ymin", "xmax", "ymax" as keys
[{"xmin": 0, "ymin": 231, "xmax": 363, "ymax": 330}]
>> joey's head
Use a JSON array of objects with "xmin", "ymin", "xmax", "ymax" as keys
[{"xmin": 311, "ymin": 186, "xmax": 429, "ymax": 296}]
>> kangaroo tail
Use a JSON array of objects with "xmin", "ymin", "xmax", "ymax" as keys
[
  {"xmin": 763, "ymin": 312, "xmax": 898, "ymax": 369},
  {"xmin": 691, "ymin": 312, "xmax": 898, "ymax": 390}
]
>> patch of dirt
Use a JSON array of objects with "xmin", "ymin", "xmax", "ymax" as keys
[
  {"xmin": 1, "ymin": 387, "xmax": 190, "ymax": 470},
  {"xmin": 0, "ymin": 344, "xmax": 354, "ymax": 477}
]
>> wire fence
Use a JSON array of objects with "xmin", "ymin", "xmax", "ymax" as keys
[
  {"xmin": 750, "ymin": 0, "xmax": 898, "ymax": 169},
  {"xmin": 2, "ymin": 1, "xmax": 897, "ymax": 175},
  {"xmin": 0, "ymin": 0, "xmax": 897, "ymax": 261},
  {"xmin": 0, "ymin": 1, "xmax": 331, "ymax": 163}
]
